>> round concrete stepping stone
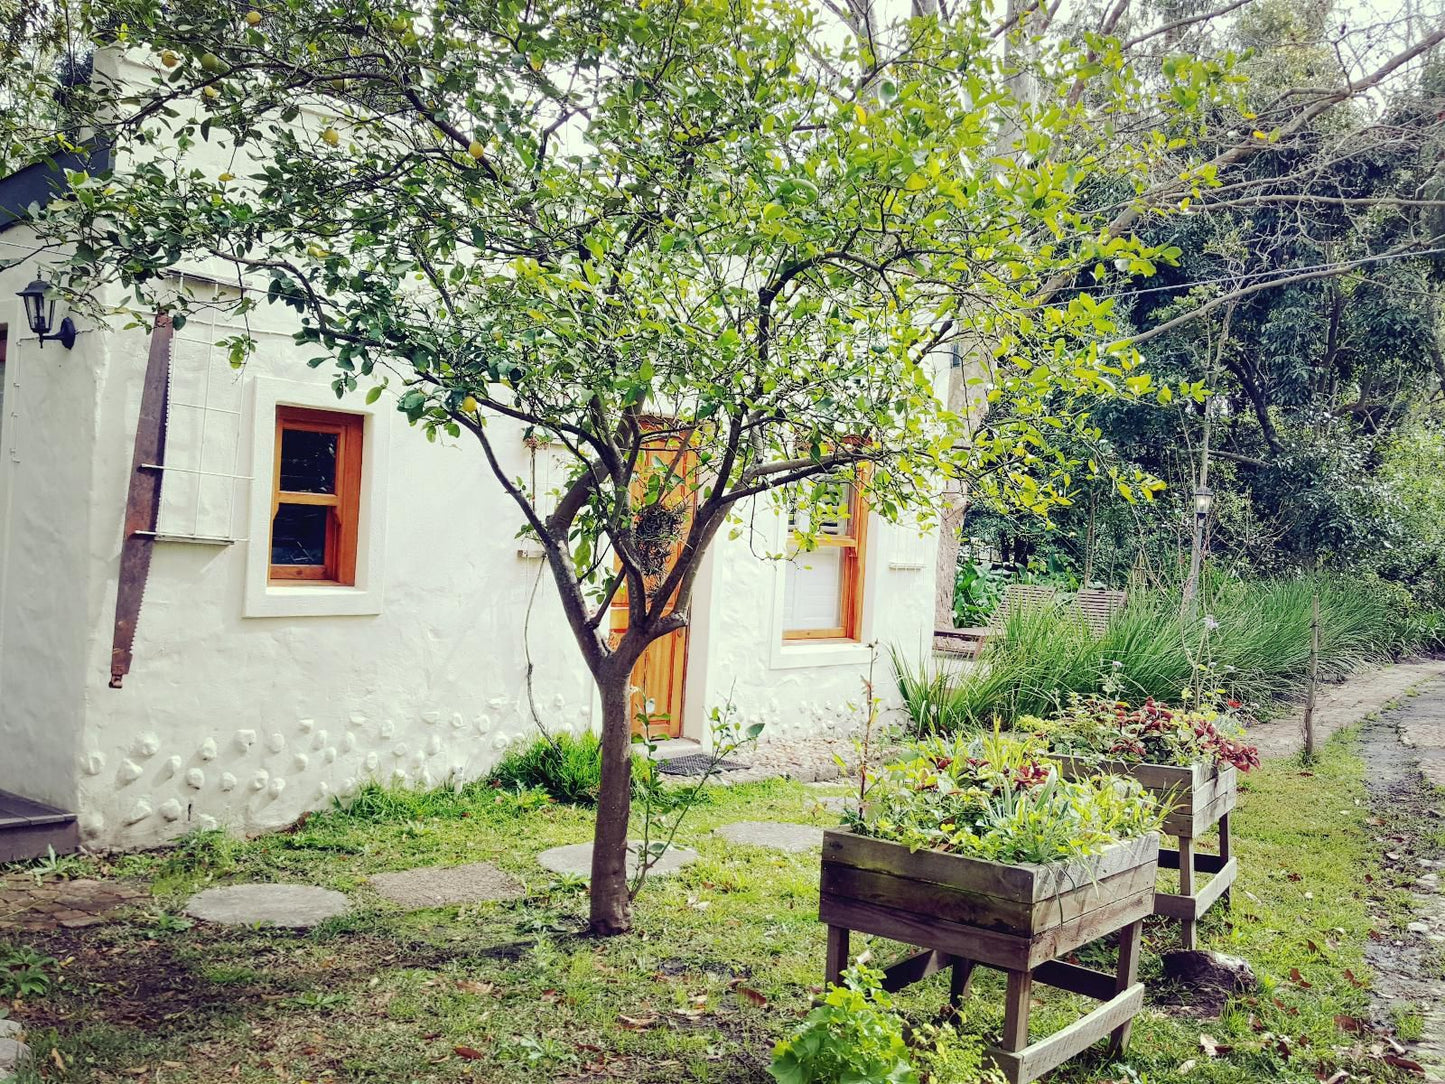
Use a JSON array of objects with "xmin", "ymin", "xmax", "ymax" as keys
[
  {"xmin": 369, "ymin": 862, "xmax": 523, "ymax": 909},
  {"xmin": 184, "ymin": 884, "xmax": 349, "ymax": 928},
  {"xmin": 714, "ymin": 821, "xmax": 825, "ymax": 853},
  {"xmin": 536, "ymin": 841, "xmax": 697, "ymax": 879}
]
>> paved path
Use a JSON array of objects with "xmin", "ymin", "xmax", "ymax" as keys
[{"xmin": 1249, "ymin": 658, "xmax": 1445, "ymax": 761}]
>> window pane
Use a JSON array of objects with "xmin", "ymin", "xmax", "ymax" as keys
[
  {"xmin": 784, "ymin": 548, "xmax": 843, "ymax": 630},
  {"xmin": 271, "ymin": 503, "xmax": 330, "ymax": 566},
  {"xmin": 279, "ymin": 428, "xmax": 338, "ymax": 493}
]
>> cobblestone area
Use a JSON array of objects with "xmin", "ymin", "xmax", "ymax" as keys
[
  {"xmin": 0, "ymin": 874, "xmax": 149, "ymax": 932},
  {"xmin": 710, "ymin": 727, "xmax": 900, "ymax": 787}
]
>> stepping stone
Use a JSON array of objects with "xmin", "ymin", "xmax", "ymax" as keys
[
  {"xmin": 536, "ymin": 841, "xmax": 697, "ymax": 879},
  {"xmin": 369, "ymin": 862, "xmax": 523, "ymax": 909},
  {"xmin": 814, "ymin": 795, "xmax": 859, "ymax": 814},
  {"xmin": 184, "ymin": 884, "xmax": 349, "ymax": 929},
  {"xmin": 714, "ymin": 821, "xmax": 825, "ymax": 853}
]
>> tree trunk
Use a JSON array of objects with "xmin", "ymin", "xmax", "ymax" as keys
[{"xmin": 589, "ymin": 662, "xmax": 635, "ymax": 935}]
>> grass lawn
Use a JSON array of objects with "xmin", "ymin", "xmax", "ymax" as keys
[{"xmin": 0, "ymin": 727, "xmax": 1430, "ymax": 1083}]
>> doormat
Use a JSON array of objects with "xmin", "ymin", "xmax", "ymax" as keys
[{"xmin": 657, "ymin": 754, "xmax": 751, "ymax": 777}]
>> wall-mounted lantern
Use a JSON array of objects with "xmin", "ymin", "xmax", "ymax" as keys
[{"xmin": 17, "ymin": 278, "xmax": 77, "ymax": 350}]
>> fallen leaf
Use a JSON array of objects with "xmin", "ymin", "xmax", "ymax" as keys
[
  {"xmin": 456, "ymin": 980, "xmax": 494, "ymax": 996},
  {"xmin": 453, "ymin": 1045, "xmax": 484, "ymax": 1060},
  {"xmin": 1383, "ymin": 1054, "xmax": 1425, "ymax": 1074},
  {"xmin": 735, "ymin": 986, "xmax": 768, "ymax": 1007},
  {"xmin": 1317, "ymin": 1071, "xmax": 1350, "ymax": 1084},
  {"xmin": 1290, "ymin": 968, "xmax": 1313, "ymax": 989},
  {"xmin": 1177, "ymin": 1059, "xmax": 1198, "ymax": 1074},
  {"xmin": 618, "ymin": 1014, "xmax": 658, "ymax": 1030},
  {"xmin": 1288, "ymin": 872, "xmax": 1304, "ymax": 882},
  {"xmin": 52, "ymin": 1049, "xmax": 69, "ymax": 1071},
  {"xmin": 1334, "ymin": 1015, "xmax": 1367, "ymax": 1033},
  {"xmin": 1200, "ymin": 1034, "xmax": 1233, "ymax": 1057},
  {"xmin": 1341, "ymin": 967, "xmax": 1364, "ymax": 987}
]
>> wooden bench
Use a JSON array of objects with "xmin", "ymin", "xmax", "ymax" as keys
[
  {"xmin": 1074, "ymin": 588, "xmax": 1127, "ymax": 633},
  {"xmin": 935, "ymin": 583, "xmax": 1058, "ymax": 659}
]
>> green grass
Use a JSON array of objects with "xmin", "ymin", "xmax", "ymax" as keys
[
  {"xmin": 900, "ymin": 573, "xmax": 1439, "ymax": 731},
  {"xmin": 0, "ymin": 735, "xmax": 1427, "ymax": 1084}
]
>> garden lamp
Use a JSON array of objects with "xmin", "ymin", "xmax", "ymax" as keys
[
  {"xmin": 17, "ymin": 278, "xmax": 77, "ymax": 350},
  {"xmin": 1193, "ymin": 484, "xmax": 1213, "ymax": 518}
]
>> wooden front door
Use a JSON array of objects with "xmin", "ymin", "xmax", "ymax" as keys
[{"xmin": 609, "ymin": 439, "xmax": 696, "ymax": 739}]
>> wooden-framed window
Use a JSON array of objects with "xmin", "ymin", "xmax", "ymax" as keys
[
  {"xmin": 268, "ymin": 406, "xmax": 363, "ymax": 585},
  {"xmin": 782, "ymin": 474, "xmax": 869, "ymax": 641}
]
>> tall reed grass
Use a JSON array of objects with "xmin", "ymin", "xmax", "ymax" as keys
[{"xmin": 895, "ymin": 574, "xmax": 1439, "ymax": 733}]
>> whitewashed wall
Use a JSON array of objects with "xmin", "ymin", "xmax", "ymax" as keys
[{"xmin": 0, "ymin": 50, "xmax": 941, "ymax": 849}]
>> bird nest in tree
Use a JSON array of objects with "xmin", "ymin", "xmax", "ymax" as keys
[{"xmin": 634, "ymin": 502, "xmax": 687, "ymax": 577}]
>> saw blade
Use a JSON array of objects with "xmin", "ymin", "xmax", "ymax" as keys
[{"xmin": 109, "ymin": 314, "xmax": 173, "ymax": 689}]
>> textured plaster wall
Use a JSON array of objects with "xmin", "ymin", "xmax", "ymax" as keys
[{"xmin": 0, "ymin": 240, "xmax": 103, "ymax": 811}]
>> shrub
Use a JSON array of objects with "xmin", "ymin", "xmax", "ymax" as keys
[
  {"xmin": 845, "ymin": 732, "xmax": 1163, "ymax": 865},
  {"xmin": 0, "ymin": 943, "xmax": 58, "ymax": 998},
  {"xmin": 487, "ymin": 731, "xmax": 611, "ymax": 806},
  {"xmin": 769, "ymin": 964, "xmax": 918, "ymax": 1084},
  {"xmin": 901, "ymin": 572, "xmax": 1445, "ymax": 733}
]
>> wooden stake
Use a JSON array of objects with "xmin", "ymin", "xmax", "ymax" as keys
[{"xmin": 1303, "ymin": 590, "xmax": 1320, "ymax": 761}]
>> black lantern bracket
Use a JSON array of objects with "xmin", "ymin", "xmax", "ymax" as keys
[{"xmin": 17, "ymin": 278, "xmax": 78, "ymax": 350}]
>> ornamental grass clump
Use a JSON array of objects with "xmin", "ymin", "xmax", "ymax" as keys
[
  {"xmin": 1027, "ymin": 695, "xmax": 1260, "ymax": 772},
  {"xmin": 845, "ymin": 732, "xmax": 1163, "ymax": 865}
]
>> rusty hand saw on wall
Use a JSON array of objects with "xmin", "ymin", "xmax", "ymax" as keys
[{"xmin": 109, "ymin": 314, "xmax": 172, "ymax": 689}]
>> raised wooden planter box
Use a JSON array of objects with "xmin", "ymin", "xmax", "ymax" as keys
[
  {"xmin": 1053, "ymin": 756, "xmax": 1238, "ymax": 948},
  {"xmin": 820, "ymin": 828, "xmax": 1159, "ymax": 1084}
]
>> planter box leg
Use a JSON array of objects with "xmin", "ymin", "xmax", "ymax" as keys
[
  {"xmin": 1002, "ymin": 969, "xmax": 1033, "ymax": 1052},
  {"xmin": 825, "ymin": 925, "xmax": 849, "ymax": 986},
  {"xmin": 1108, "ymin": 919, "xmax": 1143, "ymax": 1054},
  {"xmin": 1218, "ymin": 812, "xmax": 1233, "ymax": 910},
  {"xmin": 1178, "ymin": 835, "xmax": 1197, "ymax": 950},
  {"xmin": 950, "ymin": 958, "xmax": 976, "ymax": 1010}
]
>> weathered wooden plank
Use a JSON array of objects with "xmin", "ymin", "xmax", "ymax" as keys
[
  {"xmin": 987, "ymin": 984, "xmax": 1144, "ymax": 1084},
  {"xmin": 823, "ymin": 829, "xmax": 1037, "ymax": 900},
  {"xmin": 1189, "ymin": 784, "xmax": 1239, "ymax": 836},
  {"xmin": 1029, "ymin": 834, "xmax": 1159, "ymax": 900},
  {"xmin": 825, "ymin": 925, "xmax": 849, "ymax": 986},
  {"xmin": 822, "ymin": 864, "xmax": 1034, "ymax": 933},
  {"xmin": 1158, "ymin": 848, "xmax": 1229, "ymax": 875},
  {"xmin": 1033, "ymin": 885, "xmax": 1156, "ymax": 967},
  {"xmin": 824, "ymin": 828, "xmax": 1158, "ymax": 905},
  {"xmin": 1031, "ymin": 959, "xmax": 1118, "ymax": 1001},
  {"xmin": 818, "ymin": 895, "xmax": 1032, "ymax": 972},
  {"xmin": 1053, "ymin": 755, "xmax": 1200, "ymax": 793},
  {"xmin": 823, "ymin": 854, "xmax": 1157, "ymax": 936},
  {"xmin": 1110, "ymin": 919, "xmax": 1144, "ymax": 1052},
  {"xmin": 1154, "ymin": 857, "xmax": 1237, "ymax": 921},
  {"xmin": 881, "ymin": 949, "xmax": 953, "ymax": 993},
  {"xmin": 1001, "ymin": 969, "xmax": 1033, "ymax": 1051}
]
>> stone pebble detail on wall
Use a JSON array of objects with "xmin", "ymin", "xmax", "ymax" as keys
[
  {"xmin": 159, "ymin": 798, "xmax": 183, "ymax": 821},
  {"xmin": 117, "ymin": 759, "xmax": 143, "ymax": 784},
  {"xmin": 186, "ymin": 769, "xmax": 205, "ymax": 789},
  {"xmin": 199, "ymin": 738, "xmax": 218, "ymax": 761},
  {"xmin": 83, "ymin": 751, "xmax": 106, "ymax": 776},
  {"xmin": 219, "ymin": 772, "xmax": 237, "ymax": 792},
  {"xmin": 162, "ymin": 755, "xmax": 182, "ymax": 779},
  {"xmin": 235, "ymin": 730, "xmax": 257, "ymax": 751},
  {"xmin": 124, "ymin": 798, "xmax": 152, "ymax": 824},
  {"xmin": 135, "ymin": 733, "xmax": 161, "ymax": 757}
]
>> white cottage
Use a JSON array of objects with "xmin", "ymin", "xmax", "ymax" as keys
[{"xmin": 0, "ymin": 70, "xmax": 941, "ymax": 858}]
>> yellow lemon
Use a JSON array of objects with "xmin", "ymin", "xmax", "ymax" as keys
[
  {"xmin": 322, "ymin": 127, "xmax": 340, "ymax": 147},
  {"xmin": 245, "ymin": 9, "xmax": 261, "ymax": 24},
  {"xmin": 202, "ymin": 85, "xmax": 220, "ymax": 100},
  {"xmin": 461, "ymin": 395, "xmax": 479, "ymax": 413},
  {"xmin": 467, "ymin": 140, "xmax": 486, "ymax": 160},
  {"xmin": 161, "ymin": 50, "xmax": 179, "ymax": 67},
  {"xmin": 199, "ymin": 51, "xmax": 223, "ymax": 72},
  {"xmin": 218, "ymin": 171, "xmax": 234, "ymax": 182}
]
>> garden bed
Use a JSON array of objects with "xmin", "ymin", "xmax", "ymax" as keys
[
  {"xmin": 1053, "ymin": 755, "xmax": 1237, "ymax": 947},
  {"xmin": 820, "ymin": 827, "xmax": 1159, "ymax": 1083}
]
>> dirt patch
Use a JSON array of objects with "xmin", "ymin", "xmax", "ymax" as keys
[
  {"xmin": 1250, "ymin": 658, "xmax": 1445, "ymax": 762},
  {"xmin": 1359, "ymin": 703, "xmax": 1445, "ymax": 1078}
]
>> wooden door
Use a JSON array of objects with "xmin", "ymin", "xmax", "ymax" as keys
[{"xmin": 609, "ymin": 438, "xmax": 696, "ymax": 739}]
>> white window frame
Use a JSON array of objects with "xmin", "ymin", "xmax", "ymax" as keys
[{"xmin": 243, "ymin": 376, "xmax": 390, "ymax": 617}]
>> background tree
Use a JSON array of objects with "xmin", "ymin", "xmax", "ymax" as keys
[{"xmin": 5, "ymin": 0, "xmax": 1248, "ymax": 933}]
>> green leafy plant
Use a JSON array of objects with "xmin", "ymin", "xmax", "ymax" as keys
[
  {"xmin": 0, "ymin": 944, "xmax": 59, "ymax": 998},
  {"xmin": 769, "ymin": 963, "xmax": 918, "ymax": 1084},
  {"xmin": 1027, "ymin": 695, "xmax": 1260, "ymax": 771},
  {"xmin": 846, "ymin": 732, "xmax": 1162, "ymax": 865},
  {"xmin": 487, "ymin": 731, "xmax": 616, "ymax": 806},
  {"xmin": 953, "ymin": 560, "xmax": 1007, "ymax": 627}
]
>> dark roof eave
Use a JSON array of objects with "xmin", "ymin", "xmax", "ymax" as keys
[{"xmin": 0, "ymin": 143, "xmax": 114, "ymax": 235}]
